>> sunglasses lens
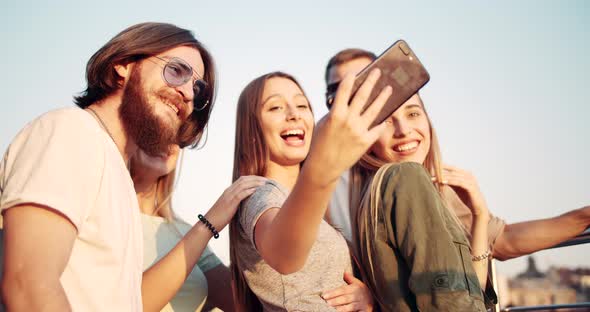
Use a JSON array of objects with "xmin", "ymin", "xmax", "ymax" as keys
[
  {"xmin": 327, "ymin": 82, "xmax": 340, "ymax": 94},
  {"xmin": 193, "ymin": 80, "xmax": 210, "ymax": 111},
  {"xmin": 193, "ymin": 79, "xmax": 207, "ymax": 96},
  {"xmin": 158, "ymin": 57, "xmax": 210, "ymax": 112},
  {"xmin": 325, "ymin": 82, "xmax": 339, "ymax": 109},
  {"xmin": 164, "ymin": 61, "xmax": 192, "ymax": 86}
]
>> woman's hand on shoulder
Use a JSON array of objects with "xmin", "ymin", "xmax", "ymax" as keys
[
  {"xmin": 322, "ymin": 272, "xmax": 374, "ymax": 312},
  {"xmin": 204, "ymin": 175, "xmax": 267, "ymax": 232},
  {"xmin": 437, "ymin": 164, "xmax": 489, "ymax": 218},
  {"xmin": 304, "ymin": 70, "xmax": 392, "ymax": 187}
]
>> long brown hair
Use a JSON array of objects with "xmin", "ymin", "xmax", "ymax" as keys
[
  {"xmin": 229, "ymin": 71, "xmax": 307, "ymax": 311},
  {"xmin": 74, "ymin": 22, "xmax": 217, "ymax": 149}
]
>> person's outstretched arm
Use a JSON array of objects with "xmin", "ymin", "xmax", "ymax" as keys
[{"xmin": 493, "ymin": 206, "xmax": 590, "ymax": 261}]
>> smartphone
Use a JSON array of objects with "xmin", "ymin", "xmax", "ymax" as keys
[{"xmin": 326, "ymin": 40, "xmax": 430, "ymax": 127}]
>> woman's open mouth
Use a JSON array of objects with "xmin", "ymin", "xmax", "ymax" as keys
[
  {"xmin": 280, "ymin": 129, "xmax": 305, "ymax": 146},
  {"xmin": 392, "ymin": 140, "xmax": 419, "ymax": 154}
]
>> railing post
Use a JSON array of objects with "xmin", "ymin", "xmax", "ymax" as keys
[{"xmin": 491, "ymin": 259, "xmax": 501, "ymax": 312}]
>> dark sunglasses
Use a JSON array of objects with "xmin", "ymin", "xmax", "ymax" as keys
[
  {"xmin": 325, "ymin": 81, "xmax": 340, "ymax": 109},
  {"xmin": 152, "ymin": 56, "xmax": 210, "ymax": 111}
]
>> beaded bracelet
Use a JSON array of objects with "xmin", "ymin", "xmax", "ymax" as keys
[
  {"xmin": 472, "ymin": 249, "xmax": 492, "ymax": 262},
  {"xmin": 198, "ymin": 214, "xmax": 219, "ymax": 239}
]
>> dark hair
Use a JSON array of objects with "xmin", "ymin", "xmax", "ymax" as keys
[
  {"xmin": 74, "ymin": 22, "xmax": 217, "ymax": 148},
  {"xmin": 324, "ymin": 48, "xmax": 377, "ymax": 85}
]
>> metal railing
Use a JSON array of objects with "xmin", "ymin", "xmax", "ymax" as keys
[
  {"xmin": 491, "ymin": 229, "xmax": 590, "ymax": 312},
  {"xmin": 501, "ymin": 302, "xmax": 590, "ymax": 311}
]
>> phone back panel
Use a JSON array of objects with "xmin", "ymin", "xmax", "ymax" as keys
[{"xmin": 352, "ymin": 40, "xmax": 430, "ymax": 127}]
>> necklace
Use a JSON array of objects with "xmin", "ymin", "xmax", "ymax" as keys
[
  {"xmin": 86, "ymin": 107, "xmax": 117, "ymax": 145},
  {"xmin": 86, "ymin": 107, "xmax": 131, "ymax": 169}
]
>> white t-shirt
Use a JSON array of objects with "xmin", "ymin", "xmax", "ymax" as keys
[
  {"xmin": 141, "ymin": 214, "xmax": 222, "ymax": 312},
  {"xmin": 328, "ymin": 170, "xmax": 352, "ymax": 241},
  {"xmin": 0, "ymin": 108, "xmax": 143, "ymax": 311}
]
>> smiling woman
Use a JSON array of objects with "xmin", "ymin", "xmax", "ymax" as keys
[
  {"xmin": 370, "ymin": 95, "xmax": 431, "ymax": 163},
  {"xmin": 229, "ymin": 70, "xmax": 393, "ymax": 311},
  {"xmin": 348, "ymin": 93, "xmax": 492, "ymax": 311},
  {"xmin": 259, "ymin": 77, "xmax": 314, "ymax": 166}
]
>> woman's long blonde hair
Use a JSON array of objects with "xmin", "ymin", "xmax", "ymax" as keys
[
  {"xmin": 130, "ymin": 150, "xmax": 187, "ymax": 236},
  {"xmin": 230, "ymin": 71, "xmax": 309, "ymax": 311},
  {"xmin": 152, "ymin": 150, "xmax": 185, "ymax": 223},
  {"xmin": 349, "ymin": 93, "xmax": 462, "ymax": 306}
]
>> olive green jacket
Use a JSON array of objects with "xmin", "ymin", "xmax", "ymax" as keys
[{"xmin": 358, "ymin": 162, "xmax": 488, "ymax": 312}]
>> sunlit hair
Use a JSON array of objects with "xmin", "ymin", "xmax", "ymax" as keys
[
  {"xmin": 229, "ymin": 71, "xmax": 310, "ymax": 311},
  {"xmin": 74, "ymin": 22, "xmax": 217, "ymax": 149},
  {"xmin": 324, "ymin": 48, "xmax": 377, "ymax": 85},
  {"xmin": 130, "ymin": 150, "xmax": 186, "ymax": 236},
  {"xmin": 154, "ymin": 150, "xmax": 184, "ymax": 223},
  {"xmin": 349, "ymin": 93, "xmax": 464, "ymax": 307}
]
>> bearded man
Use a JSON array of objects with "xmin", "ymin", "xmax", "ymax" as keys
[{"xmin": 0, "ymin": 22, "xmax": 216, "ymax": 311}]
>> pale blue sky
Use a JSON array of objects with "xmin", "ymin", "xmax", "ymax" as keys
[{"xmin": 1, "ymin": 1, "xmax": 588, "ymax": 278}]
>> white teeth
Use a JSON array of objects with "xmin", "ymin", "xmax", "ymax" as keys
[
  {"xmin": 166, "ymin": 103, "xmax": 179, "ymax": 114},
  {"xmin": 395, "ymin": 141, "xmax": 418, "ymax": 152},
  {"xmin": 282, "ymin": 129, "xmax": 304, "ymax": 136}
]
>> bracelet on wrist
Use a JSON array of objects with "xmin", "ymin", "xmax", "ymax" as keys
[
  {"xmin": 198, "ymin": 214, "xmax": 219, "ymax": 239},
  {"xmin": 472, "ymin": 249, "xmax": 492, "ymax": 262}
]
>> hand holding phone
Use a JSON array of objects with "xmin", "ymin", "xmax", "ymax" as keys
[{"xmin": 326, "ymin": 40, "xmax": 430, "ymax": 127}]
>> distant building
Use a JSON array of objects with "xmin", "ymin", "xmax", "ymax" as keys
[
  {"xmin": 505, "ymin": 256, "xmax": 577, "ymax": 308},
  {"xmin": 547, "ymin": 266, "xmax": 590, "ymax": 302}
]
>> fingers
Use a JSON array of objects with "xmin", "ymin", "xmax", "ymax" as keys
[
  {"xmin": 431, "ymin": 164, "xmax": 475, "ymax": 189},
  {"xmin": 323, "ymin": 273, "xmax": 373, "ymax": 311},
  {"xmin": 331, "ymin": 73, "xmax": 356, "ymax": 117},
  {"xmin": 322, "ymin": 284, "xmax": 349, "ymax": 300},
  {"xmin": 227, "ymin": 176, "xmax": 266, "ymax": 193},
  {"xmin": 334, "ymin": 302, "xmax": 366, "ymax": 312},
  {"xmin": 324, "ymin": 291, "xmax": 355, "ymax": 306},
  {"xmin": 324, "ymin": 289, "xmax": 371, "ymax": 311},
  {"xmin": 224, "ymin": 175, "xmax": 267, "ymax": 205},
  {"xmin": 331, "ymin": 69, "xmax": 392, "ymax": 130},
  {"xmin": 343, "ymin": 271, "xmax": 362, "ymax": 285},
  {"xmin": 365, "ymin": 119, "xmax": 388, "ymax": 145},
  {"xmin": 349, "ymin": 69, "xmax": 381, "ymax": 115},
  {"xmin": 360, "ymin": 84, "xmax": 392, "ymax": 127},
  {"xmin": 232, "ymin": 187, "xmax": 257, "ymax": 203},
  {"xmin": 234, "ymin": 175, "xmax": 268, "ymax": 184},
  {"xmin": 442, "ymin": 164, "xmax": 463, "ymax": 172},
  {"xmin": 233, "ymin": 175, "xmax": 267, "ymax": 190},
  {"xmin": 442, "ymin": 164, "xmax": 475, "ymax": 181},
  {"xmin": 434, "ymin": 173, "xmax": 469, "ymax": 190}
]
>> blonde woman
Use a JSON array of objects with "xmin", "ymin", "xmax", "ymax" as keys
[
  {"xmin": 326, "ymin": 48, "xmax": 589, "ymax": 311},
  {"xmin": 131, "ymin": 145, "xmax": 265, "ymax": 311},
  {"xmin": 230, "ymin": 70, "xmax": 391, "ymax": 311},
  {"xmin": 349, "ymin": 94, "xmax": 491, "ymax": 311}
]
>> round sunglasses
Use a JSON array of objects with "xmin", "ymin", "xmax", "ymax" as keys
[{"xmin": 152, "ymin": 56, "xmax": 210, "ymax": 111}]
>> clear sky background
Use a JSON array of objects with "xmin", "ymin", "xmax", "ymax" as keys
[{"xmin": 1, "ymin": 1, "xmax": 588, "ymax": 278}]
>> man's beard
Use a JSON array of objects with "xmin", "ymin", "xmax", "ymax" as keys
[{"xmin": 120, "ymin": 66, "xmax": 180, "ymax": 156}]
